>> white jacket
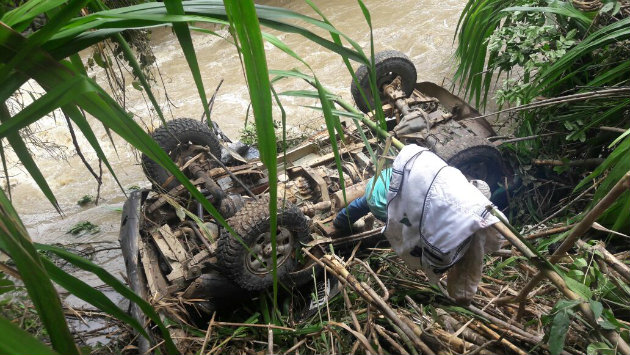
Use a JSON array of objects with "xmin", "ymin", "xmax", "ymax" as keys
[{"xmin": 383, "ymin": 145, "xmax": 503, "ymax": 286}]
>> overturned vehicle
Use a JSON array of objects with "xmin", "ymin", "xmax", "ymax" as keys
[{"xmin": 119, "ymin": 50, "xmax": 508, "ymax": 347}]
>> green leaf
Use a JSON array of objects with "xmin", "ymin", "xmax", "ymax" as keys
[
  {"xmin": 587, "ymin": 342, "xmax": 615, "ymax": 355},
  {"xmin": 35, "ymin": 243, "xmax": 176, "ymax": 352},
  {"xmin": 564, "ymin": 275, "xmax": 592, "ymax": 300},
  {"xmin": 1, "ymin": 0, "xmax": 66, "ymax": 28},
  {"xmin": 549, "ymin": 301, "xmax": 576, "ymax": 355},
  {"xmin": 0, "ymin": 188, "xmax": 78, "ymax": 355},
  {"xmin": 224, "ymin": 0, "xmax": 278, "ymax": 320},
  {"xmin": 0, "ymin": 315, "xmax": 59, "ymax": 355},
  {"xmin": 40, "ymin": 257, "xmax": 151, "ymax": 341},
  {"xmin": 610, "ymin": 128, "xmax": 630, "ymax": 148},
  {"xmin": 314, "ymin": 77, "xmax": 347, "ymax": 224},
  {"xmin": 44, "ymin": 2, "xmax": 366, "ymax": 66},
  {"xmin": 589, "ymin": 300, "xmax": 603, "ymax": 321},
  {"xmin": 62, "ymin": 105, "xmax": 125, "ymax": 193},
  {"xmin": 502, "ymin": 5, "xmax": 591, "ymax": 27},
  {"xmin": 573, "ymin": 258, "xmax": 588, "ymax": 268},
  {"xmin": 163, "ymin": 0, "xmax": 210, "ymax": 121},
  {"xmin": 0, "ymin": 0, "xmax": 89, "ymax": 84},
  {"xmin": 0, "ymin": 104, "xmax": 61, "ymax": 213}
]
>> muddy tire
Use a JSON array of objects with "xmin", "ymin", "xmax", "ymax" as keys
[
  {"xmin": 434, "ymin": 135, "xmax": 504, "ymax": 192},
  {"xmin": 142, "ymin": 118, "xmax": 221, "ymax": 190},
  {"xmin": 217, "ymin": 197, "xmax": 311, "ymax": 291},
  {"xmin": 351, "ymin": 50, "xmax": 417, "ymax": 113}
]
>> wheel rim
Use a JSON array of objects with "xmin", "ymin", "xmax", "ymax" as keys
[{"xmin": 245, "ymin": 227, "xmax": 294, "ymax": 275}]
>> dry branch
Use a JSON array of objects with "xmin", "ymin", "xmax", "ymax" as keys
[
  {"xmin": 576, "ymin": 239, "xmax": 630, "ymax": 284},
  {"xmin": 514, "ymin": 171, "xmax": 630, "ymax": 302},
  {"xmin": 493, "ymin": 220, "xmax": 630, "ymax": 355},
  {"xmin": 319, "ymin": 254, "xmax": 435, "ymax": 355}
]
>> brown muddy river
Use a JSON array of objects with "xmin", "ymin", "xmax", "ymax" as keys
[{"xmin": 9, "ymin": 0, "xmax": 467, "ymax": 293}]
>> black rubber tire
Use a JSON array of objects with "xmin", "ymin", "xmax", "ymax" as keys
[
  {"xmin": 217, "ymin": 196, "xmax": 311, "ymax": 291},
  {"xmin": 351, "ymin": 50, "xmax": 417, "ymax": 113},
  {"xmin": 142, "ymin": 118, "xmax": 221, "ymax": 190},
  {"xmin": 434, "ymin": 136, "xmax": 505, "ymax": 192}
]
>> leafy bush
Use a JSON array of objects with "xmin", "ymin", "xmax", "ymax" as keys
[{"xmin": 455, "ymin": 0, "xmax": 630, "ymax": 231}]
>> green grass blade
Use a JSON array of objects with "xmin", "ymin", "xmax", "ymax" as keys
[
  {"xmin": 305, "ymin": 0, "xmax": 380, "ymax": 137},
  {"xmin": 40, "ymin": 257, "xmax": 151, "ymax": 341},
  {"xmin": 35, "ymin": 243, "xmax": 178, "ymax": 353},
  {"xmin": 0, "ymin": 315, "xmax": 59, "ymax": 355},
  {"xmin": 224, "ymin": 0, "xmax": 278, "ymax": 320},
  {"xmin": 163, "ymin": 0, "xmax": 211, "ymax": 121},
  {"xmin": 42, "ymin": 2, "xmax": 367, "ymax": 66},
  {"xmin": 112, "ymin": 32, "xmax": 166, "ymax": 124},
  {"xmin": 357, "ymin": 0, "xmax": 388, "ymax": 130},
  {"xmin": 0, "ymin": 140, "xmax": 10, "ymax": 201},
  {"xmin": 1, "ymin": 0, "xmax": 67, "ymax": 30},
  {"xmin": 0, "ymin": 188, "xmax": 78, "ymax": 355},
  {"xmin": 0, "ymin": 0, "xmax": 88, "ymax": 84},
  {"xmin": 314, "ymin": 78, "xmax": 347, "ymax": 211},
  {"xmin": 88, "ymin": 0, "xmax": 165, "ymax": 126},
  {"xmin": 0, "ymin": 104, "xmax": 60, "ymax": 213},
  {"xmin": 271, "ymin": 86, "xmax": 288, "ymax": 181},
  {"xmin": 0, "ymin": 75, "xmax": 84, "ymax": 137},
  {"xmin": 61, "ymin": 105, "xmax": 126, "ymax": 193}
]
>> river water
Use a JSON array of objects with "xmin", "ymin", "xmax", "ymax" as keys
[{"xmin": 9, "ymin": 0, "xmax": 467, "ymax": 297}]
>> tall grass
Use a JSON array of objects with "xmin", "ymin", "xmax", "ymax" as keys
[
  {"xmin": 0, "ymin": 0, "xmax": 386, "ymax": 352},
  {"xmin": 454, "ymin": 0, "xmax": 630, "ymax": 231}
]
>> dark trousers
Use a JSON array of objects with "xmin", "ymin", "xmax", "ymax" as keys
[{"xmin": 333, "ymin": 196, "xmax": 370, "ymax": 230}]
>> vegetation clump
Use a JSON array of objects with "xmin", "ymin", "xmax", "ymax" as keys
[
  {"xmin": 455, "ymin": 0, "xmax": 630, "ymax": 231},
  {"xmin": 66, "ymin": 221, "xmax": 100, "ymax": 236},
  {"xmin": 76, "ymin": 195, "xmax": 94, "ymax": 206}
]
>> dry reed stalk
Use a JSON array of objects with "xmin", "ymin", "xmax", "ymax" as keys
[
  {"xmin": 281, "ymin": 338, "xmax": 306, "ymax": 355},
  {"xmin": 510, "ymin": 171, "xmax": 630, "ymax": 303},
  {"xmin": 329, "ymin": 321, "xmax": 377, "ymax": 354},
  {"xmin": 375, "ymin": 324, "xmax": 409, "ymax": 355},
  {"xmin": 199, "ymin": 312, "xmax": 215, "ymax": 355},
  {"xmin": 427, "ymin": 328, "xmax": 494, "ymax": 355},
  {"xmin": 469, "ymin": 321, "xmax": 527, "ymax": 355},
  {"xmin": 342, "ymin": 288, "xmax": 363, "ymax": 334},
  {"xmin": 351, "ymin": 258, "xmax": 389, "ymax": 301},
  {"xmin": 320, "ymin": 254, "xmax": 435, "ymax": 355},
  {"xmin": 493, "ymin": 220, "xmax": 630, "ymax": 355},
  {"xmin": 577, "ymin": 240, "xmax": 630, "ymax": 284},
  {"xmin": 434, "ymin": 309, "xmax": 489, "ymax": 346}
]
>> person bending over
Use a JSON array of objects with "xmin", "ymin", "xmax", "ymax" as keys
[{"xmin": 333, "ymin": 144, "xmax": 504, "ymax": 306}]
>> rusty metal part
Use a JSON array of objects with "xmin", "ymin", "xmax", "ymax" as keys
[
  {"xmin": 305, "ymin": 167, "xmax": 330, "ymax": 202},
  {"xmin": 191, "ymin": 144, "xmax": 258, "ymax": 199},
  {"xmin": 183, "ymin": 221, "xmax": 216, "ymax": 254},
  {"xmin": 188, "ymin": 161, "xmax": 225, "ymax": 204},
  {"xmin": 415, "ymin": 82, "xmax": 495, "ymax": 136},
  {"xmin": 342, "ymin": 162, "xmax": 362, "ymax": 184},
  {"xmin": 332, "ymin": 179, "xmax": 369, "ymax": 211},
  {"xmin": 382, "ymin": 76, "xmax": 406, "ymax": 100},
  {"xmin": 300, "ymin": 201, "xmax": 332, "ymax": 217},
  {"xmin": 278, "ymin": 176, "xmax": 314, "ymax": 205}
]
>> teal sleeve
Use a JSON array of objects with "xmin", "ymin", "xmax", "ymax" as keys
[{"xmin": 364, "ymin": 168, "xmax": 391, "ymax": 221}]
